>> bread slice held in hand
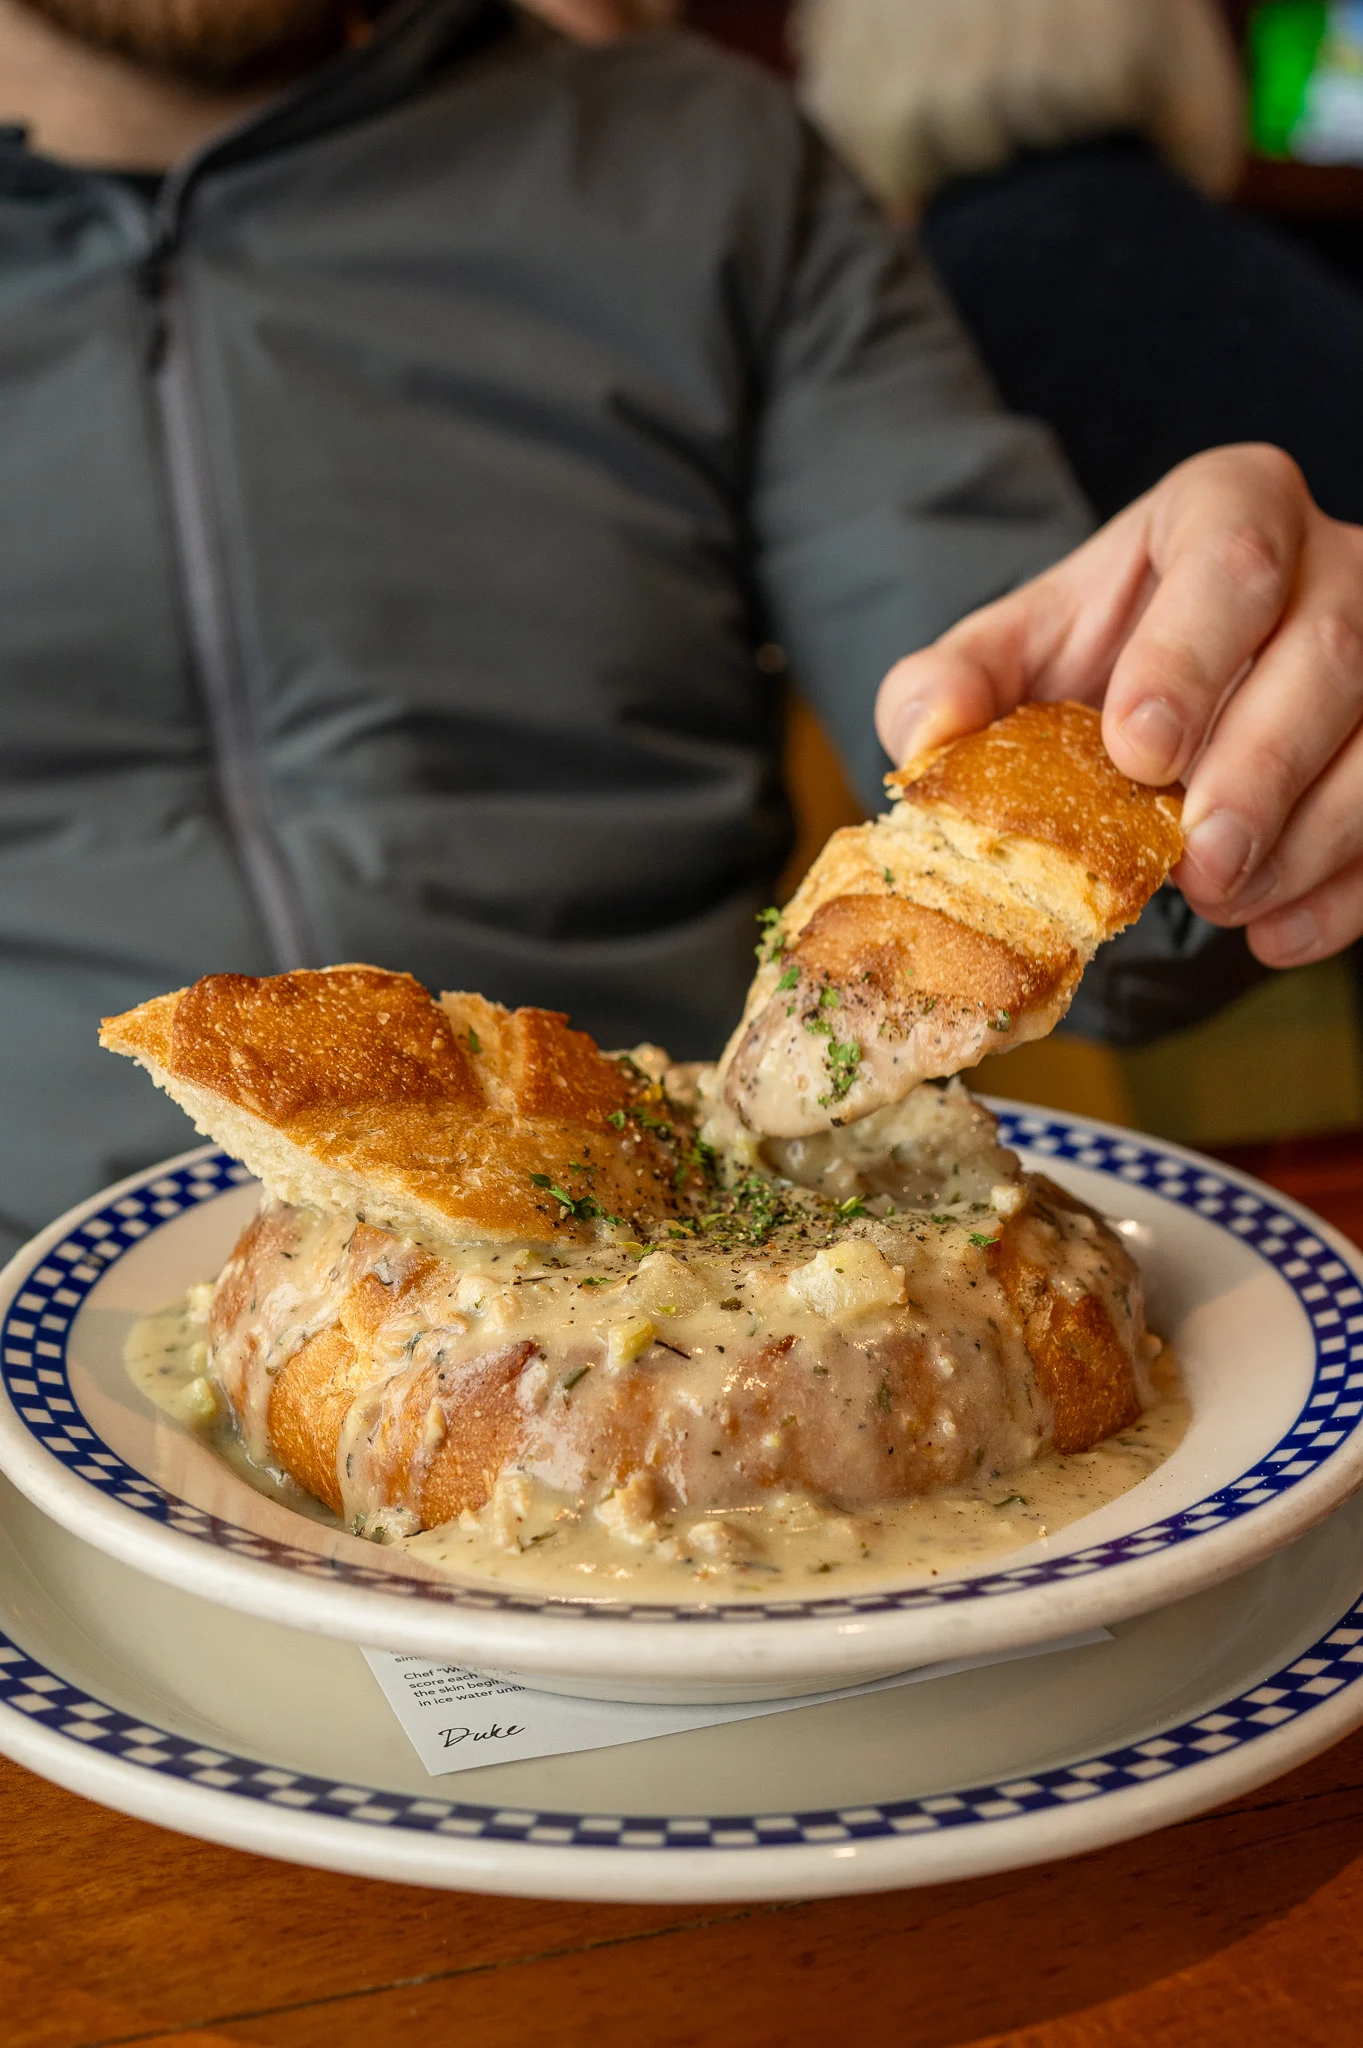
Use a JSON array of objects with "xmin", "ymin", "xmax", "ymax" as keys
[
  {"xmin": 100, "ymin": 966, "xmax": 695, "ymax": 1251},
  {"xmin": 719, "ymin": 703, "xmax": 1184, "ymax": 1138}
]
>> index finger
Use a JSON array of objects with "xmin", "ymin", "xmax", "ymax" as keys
[
  {"xmin": 1101, "ymin": 449, "xmax": 1304, "ymax": 785},
  {"xmin": 875, "ymin": 507, "xmax": 1153, "ymax": 764}
]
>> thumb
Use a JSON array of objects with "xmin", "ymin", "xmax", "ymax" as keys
[{"xmin": 875, "ymin": 641, "xmax": 1021, "ymax": 768}]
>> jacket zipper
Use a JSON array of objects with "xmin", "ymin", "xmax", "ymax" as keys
[{"xmin": 139, "ymin": 224, "xmax": 319, "ymax": 973}]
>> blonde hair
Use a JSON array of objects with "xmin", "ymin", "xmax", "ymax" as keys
[{"xmin": 793, "ymin": 0, "xmax": 1246, "ymax": 207}]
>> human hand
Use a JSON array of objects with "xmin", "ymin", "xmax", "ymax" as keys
[{"xmin": 875, "ymin": 445, "xmax": 1363, "ymax": 969}]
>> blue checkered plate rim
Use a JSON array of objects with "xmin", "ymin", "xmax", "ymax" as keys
[
  {"xmin": 2, "ymin": 1507, "xmax": 1362, "ymax": 1875},
  {"xmin": 1, "ymin": 1110, "xmax": 1362, "ymax": 1628}
]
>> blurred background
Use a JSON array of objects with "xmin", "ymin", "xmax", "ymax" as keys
[{"xmin": 677, "ymin": 0, "xmax": 1363, "ymax": 1178}]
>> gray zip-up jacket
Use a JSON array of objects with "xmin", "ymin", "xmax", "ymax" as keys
[{"xmin": 0, "ymin": 0, "xmax": 1097, "ymax": 1252}]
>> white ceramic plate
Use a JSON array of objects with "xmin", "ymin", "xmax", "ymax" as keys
[
  {"xmin": 3, "ymin": 1472, "xmax": 1363, "ymax": 1901},
  {"xmin": 1, "ymin": 1108, "xmax": 1362, "ymax": 1700}
]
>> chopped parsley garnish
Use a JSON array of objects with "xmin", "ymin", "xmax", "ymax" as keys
[
  {"xmin": 969, "ymin": 1231, "xmax": 997, "ymax": 1248},
  {"xmin": 466, "ymin": 1026, "xmax": 482, "ymax": 1054},
  {"xmin": 674, "ymin": 1134, "xmax": 716, "ymax": 1189},
  {"xmin": 818, "ymin": 1036, "xmax": 862, "ymax": 1107},
  {"xmin": 607, "ymin": 1099, "xmax": 674, "ymax": 1138},
  {"xmin": 776, "ymin": 964, "xmax": 800, "ymax": 993},
  {"xmin": 836, "ymin": 1196, "xmax": 868, "ymax": 1219},
  {"xmin": 802, "ymin": 988, "xmax": 862, "ymax": 1106},
  {"xmin": 528, "ymin": 1173, "xmax": 619, "ymax": 1226},
  {"xmin": 988, "ymin": 1009, "xmax": 1012, "ymax": 1032},
  {"xmin": 755, "ymin": 905, "xmax": 786, "ymax": 963},
  {"xmin": 883, "ymin": 867, "xmax": 894, "ymax": 886},
  {"xmin": 700, "ymin": 1170, "xmax": 792, "ymax": 1244}
]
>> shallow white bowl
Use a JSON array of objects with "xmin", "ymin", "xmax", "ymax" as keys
[{"xmin": 0, "ymin": 1105, "xmax": 1361, "ymax": 1700}]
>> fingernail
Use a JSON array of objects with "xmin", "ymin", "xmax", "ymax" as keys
[
  {"xmin": 889, "ymin": 700, "xmax": 930, "ymax": 764},
  {"xmin": 1263, "ymin": 906, "xmax": 1320, "ymax": 963},
  {"xmin": 1229, "ymin": 857, "xmax": 1279, "ymax": 913},
  {"xmin": 1117, "ymin": 697, "xmax": 1187, "ymax": 781},
  {"xmin": 1182, "ymin": 810, "xmax": 1257, "ymax": 898}
]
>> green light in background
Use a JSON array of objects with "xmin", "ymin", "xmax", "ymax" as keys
[
  {"xmin": 1250, "ymin": 0, "xmax": 1363, "ymax": 161},
  {"xmin": 1250, "ymin": 0, "xmax": 1329, "ymax": 156}
]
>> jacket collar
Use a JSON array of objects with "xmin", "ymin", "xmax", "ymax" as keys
[
  {"xmin": 0, "ymin": 0, "xmax": 513, "ymax": 205},
  {"xmin": 185, "ymin": 0, "xmax": 513, "ymax": 177}
]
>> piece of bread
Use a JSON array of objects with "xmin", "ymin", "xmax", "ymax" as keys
[
  {"xmin": 100, "ymin": 966, "xmax": 697, "ymax": 1251},
  {"xmin": 210, "ymin": 1204, "xmax": 543, "ymax": 1521},
  {"xmin": 719, "ymin": 703, "xmax": 1183, "ymax": 1135}
]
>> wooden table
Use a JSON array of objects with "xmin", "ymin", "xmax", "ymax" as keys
[{"xmin": 7, "ymin": 1132, "xmax": 1363, "ymax": 2048}]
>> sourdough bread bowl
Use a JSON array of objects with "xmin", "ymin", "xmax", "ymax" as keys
[{"xmin": 100, "ymin": 705, "xmax": 1182, "ymax": 1575}]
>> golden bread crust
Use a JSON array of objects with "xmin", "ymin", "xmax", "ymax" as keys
[
  {"xmin": 106, "ymin": 988, "xmax": 178, "ymax": 1069},
  {"xmin": 265, "ymin": 1321, "xmax": 540, "ymax": 1526},
  {"xmin": 168, "ymin": 967, "xmax": 482, "ymax": 1118},
  {"xmin": 989, "ymin": 1177, "xmax": 1144, "ymax": 1452},
  {"xmin": 888, "ymin": 701, "xmax": 1185, "ymax": 924},
  {"xmin": 794, "ymin": 894, "xmax": 1076, "ymax": 1014},
  {"xmin": 214, "ymin": 1204, "xmax": 539, "ymax": 1523},
  {"xmin": 269, "ymin": 1326, "xmax": 367, "ymax": 1515},
  {"xmin": 101, "ymin": 968, "xmax": 699, "ymax": 1248}
]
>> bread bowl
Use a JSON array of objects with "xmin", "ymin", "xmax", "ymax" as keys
[{"xmin": 103, "ymin": 705, "xmax": 1186, "ymax": 1591}]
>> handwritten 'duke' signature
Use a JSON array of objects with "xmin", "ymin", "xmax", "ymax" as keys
[{"xmin": 439, "ymin": 1722, "xmax": 527, "ymax": 1747}]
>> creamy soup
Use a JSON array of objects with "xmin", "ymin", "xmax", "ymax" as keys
[
  {"xmin": 126, "ymin": 1295, "xmax": 1186, "ymax": 1601},
  {"xmin": 126, "ymin": 1291, "xmax": 337, "ymax": 1528},
  {"xmin": 126, "ymin": 1076, "xmax": 1185, "ymax": 1601}
]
